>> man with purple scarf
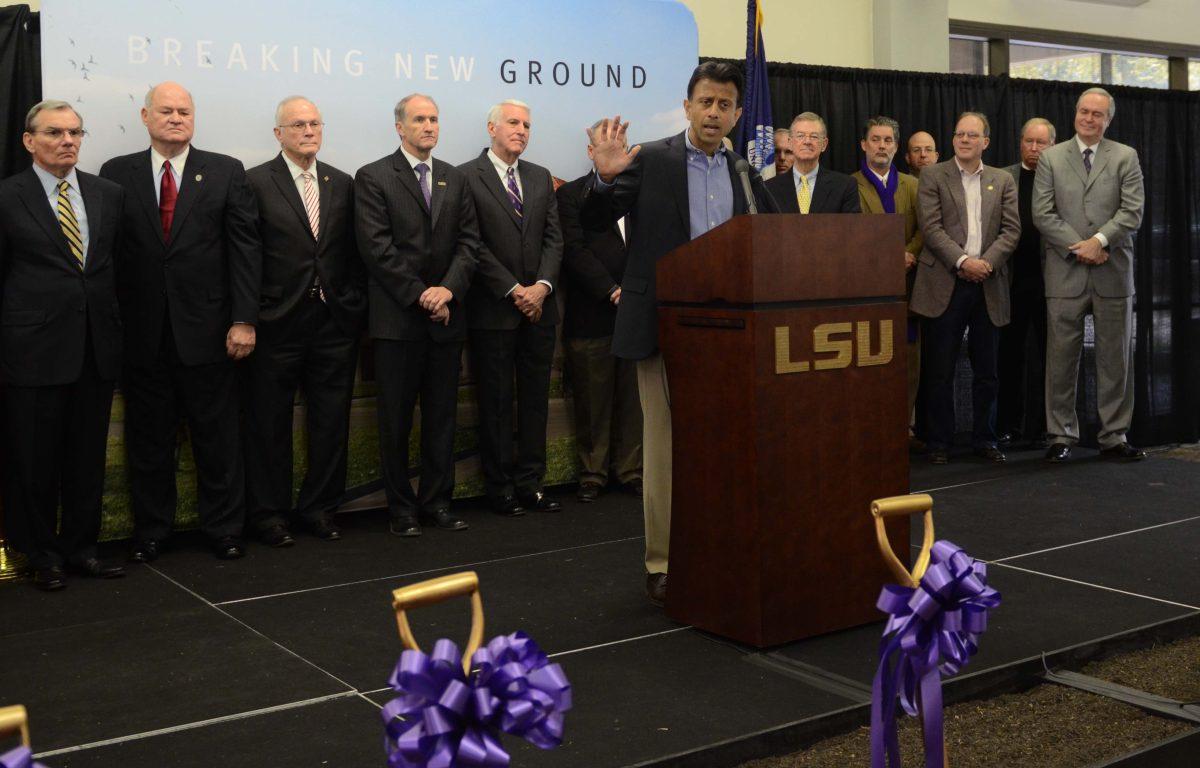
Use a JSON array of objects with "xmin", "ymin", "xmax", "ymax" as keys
[{"xmin": 851, "ymin": 116, "xmax": 924, "ymax": 441}]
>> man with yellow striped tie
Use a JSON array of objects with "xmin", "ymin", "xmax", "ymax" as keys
[
  {"xmin": 764, "ymin": 112, "xmax": 861, "ymax": 215},
  {"xmin": 0, "ymin": 100, "xmax": 127, "ymax": 591}
]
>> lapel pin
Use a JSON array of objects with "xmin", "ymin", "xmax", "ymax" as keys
[
  {"xmin": 323, "ymin": 175, "xmax": 330, "ymax": 182},
  {"xmin": 986, "ymin": 185, "xmax": 993, "ymax": 191},
  {"xmin": 195, "ymin": 174, "xmax": 203, "ymax": 182},
  {"xmin": 437, "ymin": 181, "xmax": 447, "ymax": 186}
]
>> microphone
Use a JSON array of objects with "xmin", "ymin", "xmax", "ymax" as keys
[{"xmin": 734, "ymin": 158, "xmax": 758, "ymax": 215}]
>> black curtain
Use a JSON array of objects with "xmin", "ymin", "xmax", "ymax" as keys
[
  {"xmin": 0, "ymin": 5, "xmax": 40, "ymax": 178},
  {"xmin": 709, "ymin": 58, "xmax": 1200, "ymax": 448}
]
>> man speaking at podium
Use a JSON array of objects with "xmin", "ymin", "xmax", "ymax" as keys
[{"xmin": 584, "ymin": 61, "xmax": 777, "ymax": 606}]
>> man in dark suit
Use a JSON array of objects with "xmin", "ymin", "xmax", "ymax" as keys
[
  {"xmin": 243, "ymin": 96, "xmax": 366, "ymax": 547},
  {"xmin": 585, "ymin": 61, "xmax": 779, "ymax": 605},
  {"xmin": 997, "ymin": 117, "xmax": 1055, "ymax": 448},
  {"xmin": 100, "ymin": 82, "xmax": 261, "ymax": 561},
  {"xmin": 0, "ymin": 100, "xmax": 126, "ymax": 590},
  {"xmin": 357, "ymin": 94, "xmax": 479, "ymax": 536},
  {"xmin": 765, "ymin": 112, "xmax": 860, "ymax": 214},
  {"xmin": 911, "ymin": 112, "xmax": 1020, "ymax": 465},
  {"xmin": 460, "ymin": 99, "xmax": 562, "ymax": 517},
  {"xmin": 557, "ymin": 129, "xmax": 642, "ymax": 504}
]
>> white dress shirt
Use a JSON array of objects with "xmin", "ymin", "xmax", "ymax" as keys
[
  {"xmin": 281, "ymin": 151, "xmax": 320, "ymax": 208},
  {"xmin": 953, "ymin": 157, "xmax": 984, "ymax": 269},
  {"xmin": 400, "ymin": 145, "xmax": 434, "ymax": 190},
  {"xmin": 32, "ymin": 163, "xmax": 89, "ymax": 262},
  {"xmin": 151, "ymin": 144, "xmax": 190, "ymax": 204}
]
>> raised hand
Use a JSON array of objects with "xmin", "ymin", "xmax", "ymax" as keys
[{"xmin": 586, "ymin": 115, "xmax": 641, "ymax": 183}]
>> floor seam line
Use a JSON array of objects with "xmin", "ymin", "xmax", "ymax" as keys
[
  {"xmin": 990, "ymin": 515, "xmax": 1200, "ymax": 563},
  {"xmin": 987, "ymin": 561, "xmax": 1200, "ymax": 611}
]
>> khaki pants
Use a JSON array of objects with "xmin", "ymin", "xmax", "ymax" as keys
[
  {"xmin": 565, "ymin": 336, "xmax": 642, "ymax": 486},
  {"xmin": 636, "ymin": 352, "xmax": 671, "ymax": 575}
]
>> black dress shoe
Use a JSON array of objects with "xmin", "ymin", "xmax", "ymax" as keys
[
  {"xmin": 996, "ymin": 431, "xmax": 1017, "ymax": 447},
  {"xmin": 492, "ymin": 495, "xmax": 526, "ymax": 517},
  {"xmin": 974, "ymin": 445, "xmax": 1007, "ymax": 463},
  {"xmin": 624, "ymin": 479, "xmax": 643, "ymax": 499},
  {"xmin": 260, "ymin": 525, "xmax": 295, "ymax": 548},
  {"xmin": 1100, "ymin": 443, "xmax": 1147, "ymax": 462},
  {"xmin": 128, "ymin": 539, "xmax": 160, "ymax": 563},
  {"xmin": 519, "ymin": 490, "xmax": 562, "ymax": 513},
  {"xmin": 389, "ymin": 514, "xmax": 422, "ymax": 537},
  {"xmin": 929, "ymin": 449, "xmax": 949, "ymax": 465},
  {"xmin": 213, "ymin": 537, "xmax": 245, "ymax": 560},
  {"xmin": 1045, "ymin": 443, "xmax": 1072, "ymax": 463},
  {"xmin": 306, "ymin": 518, "xmax": 342, "ymax": 541},
  {"xmin": 645, "ymin": 572, "xmax": 667, "ymax": 607},
  {"xmin": 34, "ymin": 566, "xmax": 67, "ymax": 592},
  {"xmin": 68, "ymin": 558, "xmax": 125, "ymax": 579},
  {"xmin": 577, "ymin": 482, "xmax": 602, "ymax": 503},
  {"xmin": 420, "ymin": 508, "xmax": 469, "ymax": 531}
]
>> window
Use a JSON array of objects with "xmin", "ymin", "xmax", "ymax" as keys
[
  {"xmin": 950, "ymin": 35, "xmax": 987, "ymax": 75},
  {"xmin": 1190, "ymin": 60, "xmax": 1200, "ymax": 90},
  {"xmin": 1009, "ymin": 40, "xmax": 1168, "ymax": 89}
]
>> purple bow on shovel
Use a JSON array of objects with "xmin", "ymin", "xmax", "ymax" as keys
[
  {"xmin": 0, "ymin": 747, "xmax": 47, "ymax": 768},
  {"xmin": 382, "ymin": 633, "xmax": 571, "ymax": 767},
  {"xmin": 870, "ymin": 540, "xmax": 1000, "ymax": 768}
]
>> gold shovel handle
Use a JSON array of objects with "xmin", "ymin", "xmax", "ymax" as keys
[
  {"xmin": 871, "ymin": 493, "xmax": 935, "ymax": 588},
  {"xmin": 392, "ymin": 571, "xmax": 484, "ymax": 674},
  {"xmin": 0, "ymin": 704, "xmax": 30, "ymax": 747}
]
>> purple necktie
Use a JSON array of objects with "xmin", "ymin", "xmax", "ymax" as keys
[
  {"xmin": 1083, "ymin": 148, "xmax": 1093, "ymax": 174},
  {"xmin": 505, "ymin": 167, "xmax": 523, "ymax": 218},
  {"xmin": 415, "ymin": 162, "xmax": 431, "ymax": 208}
]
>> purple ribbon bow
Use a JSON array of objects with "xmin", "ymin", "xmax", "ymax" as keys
[
  {"xmin": 870, "ymin": 540, "xmax": 1000, "ymax": 768},
  {"xmin": 0, "ymin": 747, "xmax": 48, "ymax": 768},
  {"xmin": 382, "ymin": 633, "xmax": 571, "ymax": 768}
]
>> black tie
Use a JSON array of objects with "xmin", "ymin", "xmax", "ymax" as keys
[{"xmin": 1083, "ymin": 148, "xmax": 1093, "ymax": 174}]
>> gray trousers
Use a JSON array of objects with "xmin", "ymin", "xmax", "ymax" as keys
[{"xmin": 1044, "ymin": 291, "xmax": 1134, "ymax": 449}]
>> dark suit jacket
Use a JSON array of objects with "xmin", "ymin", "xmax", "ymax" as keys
[
  {"xmin": 765, "ymin": 166, "xmax": 862, "ymax": 214},
  {"xmin": 246, "ymin": 153, "xmax": 365, "ymax": 337},
  {"xmin": 556, "ymin": 171, "xmax": 627, "ymax": 340},
  {"xmin": 99, "ymin": 147, "xmax": 261, "ymax": 367},
  {"xmin": 355, "ymin": 150, "xmax": 479, "ymax": 342},
  {"xmin": 580, "ymin": 131, "xmax": 779, "ymax": 360},
  {"xmin": 0, "ymin": 167, "xmax": 124, "ymax": 385},
  {"xmin": 459, "ymin": 150, "xmax": 562, "ymax": 330}
]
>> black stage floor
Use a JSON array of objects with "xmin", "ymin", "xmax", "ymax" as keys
[{"xmin": 3, "ymin": 446, "xmax": 1199, "ymax": 767}]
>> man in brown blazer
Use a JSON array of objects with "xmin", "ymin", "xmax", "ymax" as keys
[
  {"xmin": 850, "ymin": 116, "xmax": 923, "ymax": 437},
  {"xmin": 911, "ymin": 112, "xmax": 1020, "ymax": 465}
]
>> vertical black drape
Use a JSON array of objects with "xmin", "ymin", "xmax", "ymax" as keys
[
  {"xmin": 0, "ymin": 5, "xmax": 40, "ymax": 178},
  {"xmin": 708, "ymin": 58, "xmax": 1200, "ymax": 448}
]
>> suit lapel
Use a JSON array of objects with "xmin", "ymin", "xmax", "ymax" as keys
[
  {"xmin": 1065, "ymin": 139, "xmax": 1089, "ymax": 188},
  {"xmin": 810, "ymin": 169, "xmax": 834, "ymax": 213},
  {"xmin": 1085, "ymin": 140, "xmax": 1111, "ymax": 192},
  {"xmin": 270, "ymin": 154, "xmax": 316, "ymax": 242},
  {"xmin": 857, "ymin": 176, "xmax": 884, "ymax": 214},
  {"xmin": 392, "ymin": 150, "xmax": 430, "ymax": 216},
  {"xmin": 168, "ymin": 149, "xmax": 207, "ymax": 246},
  {"xmin": 979, "ymin": 167, "xmax": 999, "ymax": 234},
  {"xmin": 78, "ymin": 173, "xmax": 102, "ymax": 272},
  {"xmin": 668, "ymin": 133, "xmax": 690, "ymax": 233},
  {"xmin": 518, "ymin": 163, "xmax": 537, "ymax": 234},
  {"xmin": 430, "ymin": 159, "xmax": 447, "ymax": 228},
  {"xmin": 18, "ymin": 169, "xmax": 76, "ymax": 267},
  {"xmin": 316, "ymin": 162, "xmax": 332, "ymax": 245},
  {"xmin": 943, "ymin": 163, "xmax": 968, "ymax": 229},
  {"xmin": 133, "ymin": 150, "xmax": 166, "ymax": 246},
  {"xmin": 477, "ymin": 152, "xmax": 522, "ymax": 230}
]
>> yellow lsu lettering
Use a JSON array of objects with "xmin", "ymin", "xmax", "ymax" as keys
[{"xmin": 774, "ymin": 320, "xmax": 894, "ymax": 374}]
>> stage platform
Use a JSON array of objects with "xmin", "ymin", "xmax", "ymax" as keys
[{"xmin": 2, "ymin": 445, "xmax": 1198, "ymax": 767}]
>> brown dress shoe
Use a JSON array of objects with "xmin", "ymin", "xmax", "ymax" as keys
[
  {"xmin": 577, "ymin": 482, "xmax": 602, "ymax": 503},
  {"xmin": 645, "ymin": 572, "xmax": 667, "ymax": 606}
]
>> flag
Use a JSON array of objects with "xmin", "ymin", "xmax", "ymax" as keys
[{"xmin": 737, "ymin": 0, "xmax": 773, "ymax": 171}]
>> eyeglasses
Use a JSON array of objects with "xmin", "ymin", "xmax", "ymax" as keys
[
  {"xmin": 32, "ymin": 128, "xmax": 86, "ymax": 139},
  {"xmin": 791, "ymin": 132, "xmax": 825, "ymax": 141},
  {"xmin": 279, "ymin": 121, "xmax": 324, "ymax": 131},
  {"xmin": 953, "ymin": 132, "xmax": 984, "ymax": 141}
]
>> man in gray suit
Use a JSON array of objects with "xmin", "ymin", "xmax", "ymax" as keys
[
  {"xmin": 911, "ymin": 112, "xmax": 1020, "ymax": 465},
  {"xmin": 1033, "ymin": 87, "xmax": 1145, "ymax": 462}
]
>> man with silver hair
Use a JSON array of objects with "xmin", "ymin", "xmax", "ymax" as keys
[
  {"xmin": 242, "ymin": 96, "xmax": 366, "ymax": 547},
  {"xmin": 998, "ymin": 117, "xmax": 1056, "ymax": 449},
  {"xmin": 1033, "ymin": 87, "xmax": 1146, "ymax": 463},
  {"xmin": 459, "ymin": 98, "xmax": 564, "ymax": 516},
  {"xmin": 356, "ymin": 93, "xmax": 480, "ymax": 536},
  {"xmin": 0, "ymin": 100, "xmax": 126, "ymax": 589},
  {"xmin": 764, "ymin": 111, "xmax": 859, "ymax": 214}
]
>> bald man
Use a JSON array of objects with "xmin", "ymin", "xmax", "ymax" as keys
[
  {"xmin": 101, "ymin": 81, "xmax": 262, "ymax": 562},
  {"xmin": 905, "ymin": 131, "xmax": 938, "ymax": 176}
]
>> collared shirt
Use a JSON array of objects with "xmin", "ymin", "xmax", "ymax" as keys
[
  {"xmin": 281, "ymin": 151, "xmax": 320, "ymax": 209},
  {"xmin": 954, "ymin": 157, "xmax": 984, "ymax": 267},
  {"xmin": 400, "ymin": 145, "xmax": 434, "ymax": 189},
  {"xmin": 684, "ymin": 129, "xmax": 734, "ymax": 239},
  {"xmin": 791, "ymin": 163, "xmax": 820, "ymax": 205},
  {"xmin": 486, "ymin": 148, "xmax": 552, "ymax": 295},
  {"xmin": 1075, "ymin": 135, "xmax": 1108, "ymax": 248},
  {"xmin": 869, "ymin": 167, "xmax": 890, "ymax": 185},
  {"xmin": 151, "ymin": 144, "xmax": 190, "ymax": 204},
  {"xmin": 32, "ymin": 162, "xmax": 89, "ymax": 262}
]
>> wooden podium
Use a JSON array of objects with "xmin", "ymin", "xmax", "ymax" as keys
[{"xmin": 657, "ymin": 213, "xmax": 911, "ymax": 647}]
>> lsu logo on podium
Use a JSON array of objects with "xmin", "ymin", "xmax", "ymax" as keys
[{"xmin": 774, "ymin": 320, "xmax": 894, "ymax": 374}]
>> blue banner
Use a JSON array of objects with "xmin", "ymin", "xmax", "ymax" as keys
[{"xmin": 737, "ymin": 0, "xmax": 773, "ymax": 171}]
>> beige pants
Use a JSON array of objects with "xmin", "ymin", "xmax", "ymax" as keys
[{"xmin": 636, "ymin": 352, "xmax": 671, "ymax": 575}]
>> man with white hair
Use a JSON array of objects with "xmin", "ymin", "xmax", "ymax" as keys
[
  {"xmin": 243, "ymin": 96, "xmax": 366, "ymax": 546},
  {"xmin": 1034, "ymin": 87, "xmax": 1146, "ymax": 463},
  {"xmin": 459, "ymin": 99, "xmax": 563, "ymax": 516}
]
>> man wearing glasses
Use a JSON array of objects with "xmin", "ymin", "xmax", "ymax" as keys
[
  {"xmin": 911, "ymin": 112, "xmax": 1019, "ymax": 465},
  {"xmin": 0, "ymin": 101, "xmax": 126, "ymax": 590},
  {"xmin": 242, "ymin": 97, "xmax": 366, "ymax": 547},
  {"xmin": 764, "ymin": 111, "xmax": 860, "ymax": 214}
]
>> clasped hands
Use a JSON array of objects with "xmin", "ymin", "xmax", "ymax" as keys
[
  {"xmin": 419, "ymin": 286, "xmax": 453, "ymax": 326},
  {"xmin": 512, "ymin": 282, "xmax": 549, "ymax": 322},
  {"xmin": 226, "ymin": 323, "xmax": 255, "ymax": 360},
  {"xmin": 1069, "ymin": 236, "xmax": 1110, "ymax": 265},
  {"xmin": 957, "ymin": 257, "xmax": 992, "ymax": 283}
]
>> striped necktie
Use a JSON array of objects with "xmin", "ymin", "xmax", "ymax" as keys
[
  {"xmin": 1082, "ymin": 148, "xmax": 1093, "ymax": 175},
  {"xmin": 505, "ymin": 167, "xmax": 523, "ymax": 217},
  {"xmin": 301, "ymin": 171, "xmax": 320, "ymax": 238},
  {"xmin": 796, "ymin": 174, "xmax": 812, "ymax": 214},
  {"xmin": 56, "ymin": 179, "xmax": 85, "ymax": 266}
]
